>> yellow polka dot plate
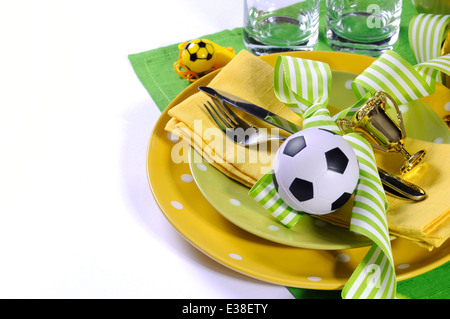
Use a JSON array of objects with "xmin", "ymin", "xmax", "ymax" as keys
[{"xmin": 147, "ymin": 51, "xmax": 450, "ymax": 290}]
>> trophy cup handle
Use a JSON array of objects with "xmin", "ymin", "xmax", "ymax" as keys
[{"xmin": 336, "ymin": 118, "xmax": 353, "ymax": 134}]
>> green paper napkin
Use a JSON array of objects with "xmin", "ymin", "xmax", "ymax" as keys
[{"xmin": 129, "ymin": 0, "xmax": 449, "ymax": 299}]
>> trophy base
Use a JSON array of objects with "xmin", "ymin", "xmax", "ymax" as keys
[{"xmin": 401, "ymin": 150, "xmax": 426, "ymax": 174}]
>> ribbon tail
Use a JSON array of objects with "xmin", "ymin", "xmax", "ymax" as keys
[
  {"xmin": 342, "ymin": 133, "xmax": 395, "ymax": 299},
  {"xmin": 248, "ymin": 172, "xmax": 303, "ymax": 228}
]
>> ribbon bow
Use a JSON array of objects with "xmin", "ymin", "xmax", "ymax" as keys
[
  {"xmin": 249, "ymin": 55, "xmax": 394, "ymax": 299},
  {"xmin": 249, "ymin": 49, "xmax": 450, "ymax": 301},
  {"xmin": 250, "ymin": 12, "xmax": 450, "ymax": 299}
]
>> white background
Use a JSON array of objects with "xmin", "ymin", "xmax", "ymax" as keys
[{"xmin": 0, "ymin": 0, "xmax": 294, "ymax": 298}]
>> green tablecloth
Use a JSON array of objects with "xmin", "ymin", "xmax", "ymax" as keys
[{"xmin": 129, "ymin": 0, "xmax": 449, "ymax": 299}]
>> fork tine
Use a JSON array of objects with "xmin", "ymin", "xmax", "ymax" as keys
[
  {"xmin": 213, "ymin": 96, "xmax": 242, "ymax": 125},
  {"xmin": 206, "ymin": 100, "xmax": 235, "ymax": 128},
  {"xmin": 203, "ymin": 94, "xmax": 285, "ymax": 146},
  {"xmin": 204, "ymin": 101, "xmax": 233, "ymax": 129},
  {"xmin": 208, "ymin": 99, "xmax": 236, "ymax": 128},
  {"xmin": 204, "ymin": 101, "xmax": 225, "ymax": 127},
  {"xmin": 204, "ymin": 101, "xmax": 242, "ymax": 143}
]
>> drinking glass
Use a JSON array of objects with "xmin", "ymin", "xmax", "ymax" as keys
[
  {"xmin": 326, "ymin": 0, "xmax": 403, "ymax": 56},
  {"xmin": 243, "ymin": 0, "xmax": 320, "ymax": 55}
]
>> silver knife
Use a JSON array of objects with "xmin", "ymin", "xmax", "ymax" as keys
[
  {"xmin": 198, "ymin": 86, "xmax": 301, "ymax": 134},
  {"xmin": 199, "ymin": 86, "xmax": 427, "ymax": 201},
  {"xmin": 378, "ymin": 168, "xmax": 427, "ymax": 201}
]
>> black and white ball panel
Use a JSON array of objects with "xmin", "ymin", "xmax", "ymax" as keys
[{"xmin": 272, "ymin": 128, "xmax": 359, "ymax": 215}]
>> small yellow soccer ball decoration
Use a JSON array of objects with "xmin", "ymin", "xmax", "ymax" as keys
[{"xmin": 174, "ymin": 39, "xmax": 236, "ymax": 82}]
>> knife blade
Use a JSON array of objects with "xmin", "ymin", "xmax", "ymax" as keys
[
  {"xmin": 198, "ymin": 86, "xmax": 300, "ymax": 134},
  {"xmin": 198, "ymin": 86, "xmax": 427, "ymax": 201},
  {"xmin": 378, "ymin": 168, "xmax": 427, "ymax": 201}
]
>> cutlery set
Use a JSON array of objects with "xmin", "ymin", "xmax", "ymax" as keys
[
  {"xmin": 199, "ymin": 86, "xmax": 427, "ymax": 201},
  {"xmin": 203, "ymin": 98, "xmax": 286, "ymax": 146}
]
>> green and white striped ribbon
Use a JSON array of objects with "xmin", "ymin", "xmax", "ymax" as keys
[
  {"xmin": 346, "ymin": 13, "xmax": 450, "ymax": 110},
  {"xmin": 350, "ymin": 50, "xmax": 450, "ymax": 109},
  {"xmin": 409, "ymin": 13, "xmax": 450, "ymax": 67},
  {"xmin": 341, "ymin": 133, "xmax": 393, "ymax": 299},
  {"xmin": 250, "ymin": 55, "xmax": 394, "ymax": 299},
  {"xmin": 273, "ymin": 55, "xmax": 332, "ymax": 115},
  {"xmin": 250, "ymin": 17, "xmax": 450, "ymax": 297},
  {"xmin": 249, "ymin": 173, "xmax": 303, "ymax": 228},
  {"xmin": 250, "ymin": 56, "xmax": 342, "ymax": 227}
]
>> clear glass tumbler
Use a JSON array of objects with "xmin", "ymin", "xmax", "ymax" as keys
[
  {"xmin": 326, "ymin": 0, "xmax": 403, "ymax": 56},
  {"xmin": 243, "ymin": 0, "xmax": 320, "ymax": 55}
]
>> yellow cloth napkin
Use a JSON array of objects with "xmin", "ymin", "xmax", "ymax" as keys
[
  {"xmin": 321, "ymin": 138, "xmax": 450, "ymax": 250},
  {"xmin": 165, "ymin": 50, "xmax": 450, "ymax": 250}
]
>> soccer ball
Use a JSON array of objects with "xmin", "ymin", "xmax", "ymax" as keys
[
  {"xmin": 181, "ymin": 39, "xmax": 215, "ymax": 73},
  {"xmin": 272, "ymin": 128, "xmax": 359, "ymax": 215}
]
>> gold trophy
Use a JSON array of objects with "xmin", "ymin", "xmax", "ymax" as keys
[{"xmin": 337, "ymin": 91, "xmax": 426, "ymax": 174}]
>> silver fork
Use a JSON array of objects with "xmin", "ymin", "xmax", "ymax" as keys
[{"xmin": 203, "ymin": 97, "xmax": 286, "ymax": 146}]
